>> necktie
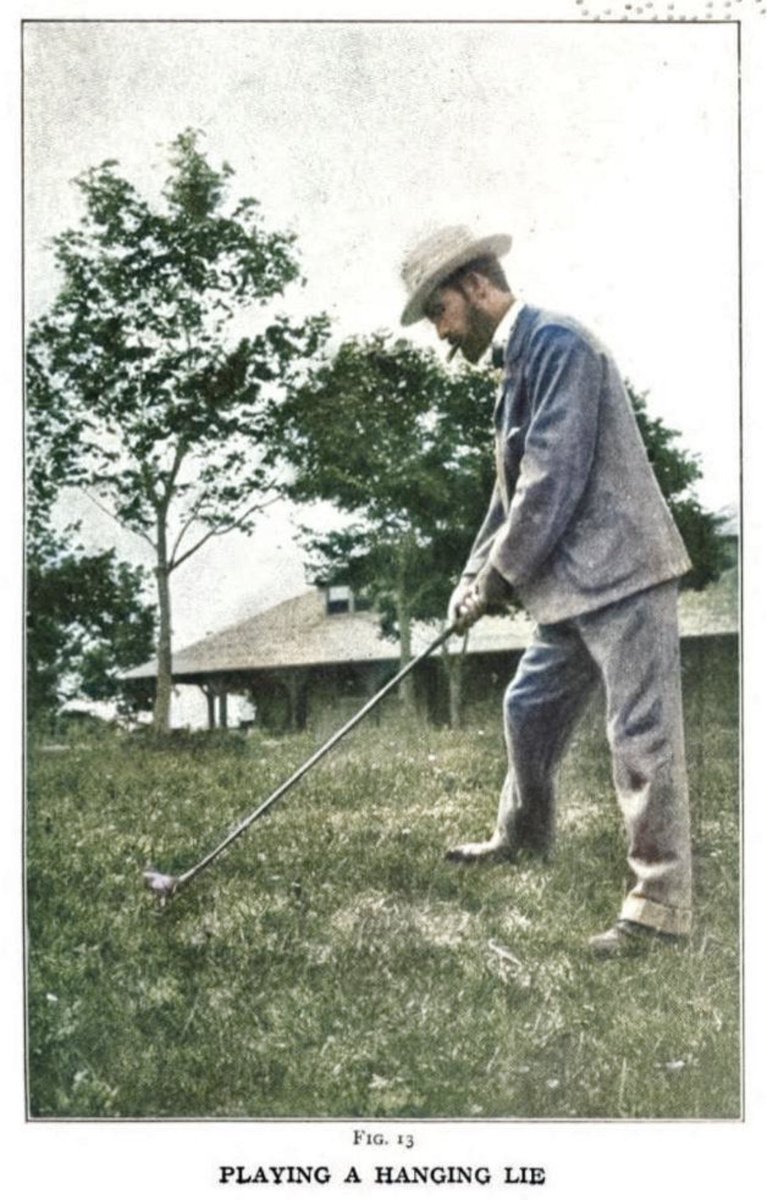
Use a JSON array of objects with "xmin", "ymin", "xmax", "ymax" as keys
[{"xmin": 491, "ymin": 342, "xmax": 505, "ymax": 370}]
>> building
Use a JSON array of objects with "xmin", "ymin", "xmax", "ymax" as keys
[{"xmin": 124, "ymin": 571, "xmax": 738, "ymax": 732}]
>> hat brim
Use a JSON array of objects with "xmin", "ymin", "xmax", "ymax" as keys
[{"xmin": 400, "ymin": 232, "xmax": 512, "ymax": 326}]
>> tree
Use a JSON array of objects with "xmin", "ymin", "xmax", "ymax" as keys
[
  {"xmin": 276, "ymin": 336, "xmax": 728, "ymax": 725},
  {"xmin": 628, "ymin": 383, "xmax": 728, "ymax": 590},
  {"xmin": 26, "ymin": 459, "xmax": 157, "ymax": 721},
  {"xmin": 28, "ymin": 544, "xmax": 156, "ymax": 722},
  {"xmin": 27, "ymin": 519, "xmax": 156, "ymax": 721},
  {"xmin": 275, "ymin": 333, "xmax": 497, "ymax": 713},
  {"xmin": 26, "ymin": 129, "xmax": 328, "ymax": 731}
]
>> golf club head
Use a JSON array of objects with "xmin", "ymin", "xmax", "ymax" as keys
[{"xmin": 143, "ymin": 867, "xmax": 179, "ymax": 903}]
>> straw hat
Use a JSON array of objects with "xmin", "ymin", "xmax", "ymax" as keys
[{"xmin": 399, "ymin": 225, "xmax": 512, "ymax": 326}]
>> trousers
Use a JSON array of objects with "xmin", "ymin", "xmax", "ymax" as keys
[{"xmin": 494, "ymin": 580, "xmax": 692, "ymax": 935}]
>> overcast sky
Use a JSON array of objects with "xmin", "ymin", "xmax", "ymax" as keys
[{"xmin": 24, "ymin": 18, "xmax": 740, "ymax": 647}]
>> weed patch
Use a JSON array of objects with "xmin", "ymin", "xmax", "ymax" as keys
[{"xmin": 26, "ymin": 665, "xmax": 740, "ymax": 1118}]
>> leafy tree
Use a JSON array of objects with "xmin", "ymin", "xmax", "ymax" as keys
[
  {"xmin": 276, "ymin": 337, "xmax": 728, "ymax": 724},
  {"xmin": 27, "ymin": 523, "xmax": 156, "ymax": 721},
  {"xmin": 275, "ymin": 333, "xmax": 496, "ymax": 712},
  {"xmin": 26, "ymin": 129, "xmax": 328, "ymax": 730},
  {"xmin": 628, "ymin": 383, "xmax": 728, "ymax": 590}
]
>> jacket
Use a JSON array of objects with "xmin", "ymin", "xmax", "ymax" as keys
[{"xmin": 462, "ymin": 305, "xmax": 691, "ymax": 624}]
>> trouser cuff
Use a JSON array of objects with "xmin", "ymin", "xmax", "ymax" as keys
[{"xmin": 619, "ymin": 894, "xmax": 692, "ymax": 936}]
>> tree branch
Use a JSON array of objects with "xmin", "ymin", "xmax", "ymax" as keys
[
  {"xmin": 169, "ymin": 491, "xmax": 207, "ymax": 564},
  {"xmin": 169, "ymin": 492, "xmax": 280, "ymax": 573},
  {"xmin": 137, "ymin": 457, "xmax": 160, "ymax": 509},
  {"xmin": 81, "ymin": 488, "xmax": 156, "ymax": 551},
  {"xmin": 163, "ymin": 439, "xmax": 188, "ymax": 505}
]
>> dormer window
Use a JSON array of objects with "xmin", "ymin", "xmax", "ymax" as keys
[{"xmin": 327, "ymin": 585, "xmax": 354, "ymax": 615}]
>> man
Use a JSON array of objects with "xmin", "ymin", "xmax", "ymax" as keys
[{"xmin": 399, "ymin": 225, "xmax": 693, "ymax": 955}]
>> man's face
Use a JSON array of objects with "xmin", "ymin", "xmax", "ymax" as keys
[{"xmin": 424, "ymin": 281, "xmax": 496, "ymax": 365}]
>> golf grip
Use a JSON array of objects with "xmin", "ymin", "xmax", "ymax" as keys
[{"xmin": 178, "ymin": 622, "xmax": 460, "ymax": 886}]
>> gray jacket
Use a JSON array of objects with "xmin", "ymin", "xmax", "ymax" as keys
[{"xmin": 463, "ymin": 305, "xmax": 691, "ymax": 624}]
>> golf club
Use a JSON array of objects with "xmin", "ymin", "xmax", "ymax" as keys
[{"xmin": 143, "ymin": 621, "xmax": 459, "ymax": 902}]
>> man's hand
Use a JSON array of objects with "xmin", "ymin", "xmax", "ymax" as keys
[
  {"xmin": 448, "ymin": 567, "xmax": 512, "ymax": 634},
  {"xmin": 447, "ymin": 576, "xmax": 476, "ymax": 634}
]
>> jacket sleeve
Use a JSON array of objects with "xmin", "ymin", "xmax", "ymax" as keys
[
  {"xmin": 461, "ymin": 479, "xmax": 506, "ymax": 580},
  {"xmin": 489, "ymin": 324, "xmax": 602, "ymax": 587}
]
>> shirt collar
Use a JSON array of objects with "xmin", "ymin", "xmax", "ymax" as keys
[{"xmin": 489, "ymin": 297, "xmax": 526, "ymax": 366}]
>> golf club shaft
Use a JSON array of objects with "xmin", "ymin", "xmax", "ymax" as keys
[{"xmin": 176, "ymin": 622, "xmax": 459, "ymax": 888}]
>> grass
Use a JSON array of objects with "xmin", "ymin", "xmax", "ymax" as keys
[{"xmin": 26, "ymin": 649, "xmax": 740, "ymax": 1119}]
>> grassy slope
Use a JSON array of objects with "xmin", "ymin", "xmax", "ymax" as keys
[{"xmin": 26, "ymin": 649, "xmax": 740, "ymax": 1119}]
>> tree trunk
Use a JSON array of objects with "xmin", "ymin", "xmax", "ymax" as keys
[
  {"xmin": 283, "ymin": 670, "xmax": 308, "ymax": 732},
  {"xmin": 153, "ymin": 518, "xmax": 173, "ymax": 733},
  {"xmin": 394, "ymin": 532, "xmax": 421, "ymax": 715},
  {"xmin": 443, "ymin": 636, "xmax": 468, "ymax": 729},
  {"xmin": 396, "ymin": 591, "xmax": 416, "ymax": 713}
]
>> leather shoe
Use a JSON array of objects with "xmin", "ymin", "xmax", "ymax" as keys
[
  {"xmin": 445, "ymin": 835, "xmax": 515, "ymax": 865},
  {"xmin": 588, "ymin": 918, "xmax": 687, "ymax": 957}
]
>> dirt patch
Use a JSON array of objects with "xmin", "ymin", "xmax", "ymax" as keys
[{"xmin": 331, "ymin": 891, "xmax": 477, "ymax": 948}]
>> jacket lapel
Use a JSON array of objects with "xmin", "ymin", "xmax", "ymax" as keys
[
  {"xmin": 493, "ymin": 304, "xmax": 538, "ymax": 425},
  {"xmin": 504, "ymin": 303, "xmax": 538, "ymax": 369}
]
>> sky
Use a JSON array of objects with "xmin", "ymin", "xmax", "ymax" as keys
[{"xmin": 23, "ymin": 18, "xmax": 741, "ymax": 656}]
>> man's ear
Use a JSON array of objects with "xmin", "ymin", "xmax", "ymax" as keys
[{"xmin": 461, "ymin": 270, "xmax": 488, "ymax": 303}]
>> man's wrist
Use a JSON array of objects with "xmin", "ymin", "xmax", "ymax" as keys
[{"xmin": 477, "ymin": 564, "xmax": 513, "ymax": 606}]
